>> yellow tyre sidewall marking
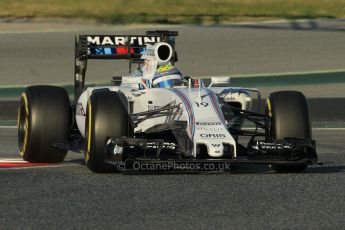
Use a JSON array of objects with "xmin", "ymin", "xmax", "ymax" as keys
[
  {"xmin": 85, "ymin": 99, "xmax": 92, "ymax": 164},
  {"xmin": 266, "ymin": 98, "xmax": 272, "ymax": 118},
  {"xmin": 19, "ymin": 92, "xmax": 29, "ymax": 157}
]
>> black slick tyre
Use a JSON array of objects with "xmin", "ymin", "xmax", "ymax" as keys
[
  {"xmin": 18, "ymin": 86, "xmax": 71, "ymax": 163},
  {"xmin": 266, "ymin": 91, "xmax": 312, "ymax": 173},
  {"xmin": 85, "ymin": 89, "xmax": 132, "ymax": 173}
]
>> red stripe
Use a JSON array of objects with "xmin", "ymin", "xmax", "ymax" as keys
[
  {"xmin": 0, "ymin": 162, "xmax": 53, "ymax": 168},
  {"xmin": 116, "ymin": 48, "xmax": 135, "ymax": 54}
]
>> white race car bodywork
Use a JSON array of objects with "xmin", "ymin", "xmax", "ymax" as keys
[
  {"xmin": 76, "ymin": 83, "xmax": 253, "ymax": 158},
  {"xmin": 16, "ymin": 30, "xmax": 317, "ymax": 173}
]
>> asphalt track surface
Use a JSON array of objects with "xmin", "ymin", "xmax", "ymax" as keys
[{"xmin": 1, "ymin": 127, "xmax": 345, "ymax": 229}]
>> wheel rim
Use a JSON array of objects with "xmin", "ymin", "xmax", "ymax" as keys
[
  {"xmin": 18, "ymin": 93, "xmax": 29, "ymax": 157},
  {"xmin": 85, "ymin": 99, "xmax": 92, "ymax": 164}
]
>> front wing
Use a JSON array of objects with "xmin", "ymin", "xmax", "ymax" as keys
[{"xmin": 103, "ymin": 136, "xmax": 318, "ymax": 171}]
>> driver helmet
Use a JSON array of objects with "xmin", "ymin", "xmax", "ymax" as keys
[{"xmin": 152, "ymin": 64, "xmax": 183, "ymax": 88}]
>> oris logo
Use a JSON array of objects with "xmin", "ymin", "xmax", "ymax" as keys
[{"xmin": 200, "ymin": 134, "xmax": 226, "ymax": 138}]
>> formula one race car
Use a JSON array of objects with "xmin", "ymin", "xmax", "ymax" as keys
[{"xmin": 17, "ymin": 30, "xmax": 318, "ymax": 173}]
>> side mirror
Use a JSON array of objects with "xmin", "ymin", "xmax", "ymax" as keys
[
  {"xmin": 111, "ymin": 76, "xmax": 122, "ymax": 86},
  {"xmin": 208, "ymin": 76, "xmax": 231, "ymax": 88},
  {"xmin": 113, "ymin": 76, "xmax": 144, "ymax": 89}
]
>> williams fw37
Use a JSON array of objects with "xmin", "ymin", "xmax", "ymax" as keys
[{"xmin": 17, "ymin": 30, "xmax": 317, "ymax": 173}]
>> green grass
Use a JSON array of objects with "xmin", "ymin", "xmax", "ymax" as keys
[{"xmin": 0, "ymin": 0, "xmax": 345, "ymax": 24}]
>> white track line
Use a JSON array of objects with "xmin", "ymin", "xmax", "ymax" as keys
[
  {"xmin": 0, "ymin": 159, "xmax": 26, "ymax": 163},
  {"xmin": 0, "ymin": 164, "xmax": 79, "ymax": 170},
  {"xmin": 313, "ymin": 128, "xmax": 345, "ymax": 131},
  {"xmin": 0, "ymin": 158, "xmax": 80, "ymax": 170},
  {"xmin": 0, "ymin": 126, "xmax": 17, "ymax": 129}
]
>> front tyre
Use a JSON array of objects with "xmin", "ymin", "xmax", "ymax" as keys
[
  {"xmin": 18, "ymin": 86, "xmax": 71, "ymax": 163},
  {"xmin": 266, "ymin": 91, "xmax": 313, "ymax": 173},
  {"xmin": 85, "ymin": 89, "xmax": 132, "ymax": 173}
]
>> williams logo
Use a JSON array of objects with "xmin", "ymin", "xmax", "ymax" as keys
[
  {"xmin": 196, "ymin": 122, "xmax": 221, "ymax": 126},
  {"xmin": 197, "ymin": 127, "xmax": 223, "ymax": 131}
]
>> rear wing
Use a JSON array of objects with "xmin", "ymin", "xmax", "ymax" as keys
[
  {"xmin": 76, "ymin": 30, "xmax": 178, "ymax": 60},
  {"xmin": 74, "ymin": 30, "xmax": 178, "ymax": 101}
]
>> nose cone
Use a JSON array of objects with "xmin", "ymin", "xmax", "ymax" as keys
[{"xmin": 207, "ymin": 142, "xmax": 224, "ymax": 157}]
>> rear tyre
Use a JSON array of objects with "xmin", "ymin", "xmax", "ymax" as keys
[
  {"xmin": 85, "ymin": 89, "xmax": 132, "ymax": 173},
  {"xmin": 18, "ymin": 86, "xmax": 71, "ymax": 163},
  {"xmin": 266, "ymin": 91, "xmax": 312, "ymax": 173}
]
